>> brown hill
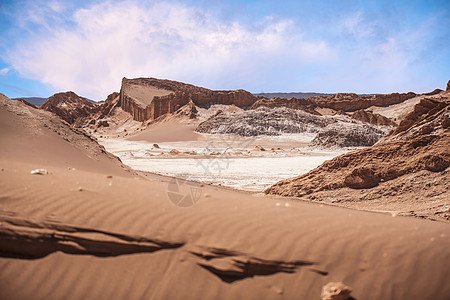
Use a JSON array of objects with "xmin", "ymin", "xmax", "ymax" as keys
[
  {"xmin": 40, "ymin": 91, "xmax": 99, "ymax": 125},
  {"xmin": 265, "ymin": 93, "xmax": 450, "ymax": 221}
]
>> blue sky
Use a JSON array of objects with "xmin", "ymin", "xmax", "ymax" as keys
[{"xmin": 0, "ymin": 0, "xmax": 449, "ymax": 100}]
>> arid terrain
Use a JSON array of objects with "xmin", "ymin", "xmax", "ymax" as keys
[{"xmin": 1, "ymin": 78, "xmax": 449, "ymax": 299}]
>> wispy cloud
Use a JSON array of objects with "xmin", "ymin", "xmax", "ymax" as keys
[{"xmin": 0, "ymin": 67, "xmax": 12, "ymax": 76}]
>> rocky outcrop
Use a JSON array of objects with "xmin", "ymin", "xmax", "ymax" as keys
[
  {"xmin": 344, "ymin": 167, "xmax": 379, "ymax": 189},
  {"xmin": 250, "ymin": 97, "xmax": 320, "ymax": 115},
  {"xmin": 196, "ymin": 106, "xmax": 388, "ymax": 146},
  {"xmin": 311, "ymin": 123, "xmax": 386, "ymax": 148},
  {"xmin": 389, "ymin": 97, "xmax": 449, "ymax": 137},
  {"xmin": 265, "ymin": 96, "xmax": 449, "ymax": 197},
  {"xmin": 447, "ymin": 80, "xmax": 450, "ymax": 91},
  {"xmin": 351, "ymin": 109, "xmax": 397, "ymax": 126},
  {"xmin": 99, "ymin": 92, "xmax": 120, "ymax": 117},
  {"xmin": 195, "ymin": 107, "xmax": 332, "ymax": 136},
  {"xmin": 424, "ymin": 89, "xmax": 443, "ymax": 96},
  {"xmin": 173, "ymin": 100, "xmax": 198, "ymax": 119},
  {"xmin": 40, "ymin": 91, "xmax": 98, "ymax": 124},
  {"xmin": 118, "ymin": 78, "xmax": 257, "ymax": 122},
  {"xmin": 251, "ymin": 92, "xmax": 416, "ymax": 115}
]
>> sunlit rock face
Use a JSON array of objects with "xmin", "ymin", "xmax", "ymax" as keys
[{"xmin": 118, "ymin": 77, "xmax": 257, "ymax": 122}]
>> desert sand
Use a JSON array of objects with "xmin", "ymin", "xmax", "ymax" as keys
[{"xmin": 1, "ymin": 94, "xmax": 450, "ymax": 300}]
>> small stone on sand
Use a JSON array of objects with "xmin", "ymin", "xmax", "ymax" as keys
[
  {"xmin": 321, "ymin": 282, "xmax": 352, "ymax": 300},
  {"xmin": 30, "ymin": 169, "xmax": 48, "ymax": 175}
]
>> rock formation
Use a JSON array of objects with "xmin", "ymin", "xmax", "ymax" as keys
[
  {"xmin": 40, "ymin": 91, "xmax": 99, "ymax": 124},
  {"xmin": 265, "ymin": 95, "xmax": 450, "ymax": 220},
  {"xmin": 424, "ymin": 89, "xmax": 443, "ymax": 96},
  {"xmin": 447, "ymin": 80, "xmax": 450, "ymax": 91},
  {"xmin": 196, "ymin": 106, "xmax": 389, "ymax": 147},
  {"xmin": 195, "ymin": 107, "xmax": 332, "ymax": 136},
  {"xmin": 118, "ymin": 77, "xmax": 257, "ymax": 122},
  {"xmin": 350, "ymin": 109, "xmax": 397, "ymax": 126},
  {"xmin": 389, "ymin": 97, "xmax": 449, "ymax": 137},
  {"xmin": 311, "ymin": 123, "xmax": 386, "ymax": 148},
  {"xmin": 251, "ymin": 92, "xmax": 416, "ymax": 114}
]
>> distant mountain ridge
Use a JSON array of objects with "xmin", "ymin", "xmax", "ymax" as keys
[
  {"xmin": 254, "ymin": 92, "xmax": 333, "ymax": 99},
  {"xmin": 12, "ymin": 97, "xmax": 47, "ymax": 106},
  {"xmin": 13, "ymin": 96, "xmax": 95, "ymax": 106},
  {"xmin": 253, "ymin": 92, "xmax": 377, "ymax": 99}
]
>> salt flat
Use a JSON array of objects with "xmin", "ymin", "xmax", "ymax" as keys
[{"xmin": 99, "ymin": 136, "xmax": 347, "ymax": 191}]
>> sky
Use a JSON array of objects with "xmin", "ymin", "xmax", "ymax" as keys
[{"xmin": 0, "ymin": 0, "xmax": 449, "ymax": 100}]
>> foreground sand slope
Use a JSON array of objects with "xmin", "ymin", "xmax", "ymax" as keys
[{"xmin": 0, "ymin": 95, "xmax": 449, "ymax": 299}]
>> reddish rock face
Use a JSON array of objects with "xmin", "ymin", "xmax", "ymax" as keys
[
  {"xmin": 390, "ymin": 98, "xmax": 448, "ymax": 136},
  {"xmin": 40, "ymin": 91, "xmax": 98, "ymax": 124},
  {"xmin": 118, "ymin": 78, "xmax": 257, "ymax": 122},
  {"xmin": 251, "ymin": 92, "xmax": 416, "ymax": 115},
  {"xmin": 351, "ymin": 109, "xmax": 397, "ymax": 126}
]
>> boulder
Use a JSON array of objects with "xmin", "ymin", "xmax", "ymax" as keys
[
  {"xmin": 321, "ymin": 282, "xmax": 353, "ymax": 300},
  {"xmin": 424, "ymin": 155, "xmax": 449, "ymax": 172},
  {"xmin": 344, "ymin": 167, "xmax": 379, "ymax": 189}
]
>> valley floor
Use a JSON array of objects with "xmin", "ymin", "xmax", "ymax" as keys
[{"xmin": 99, "ymin": 134, "xmax": 347, "ymax": 191}]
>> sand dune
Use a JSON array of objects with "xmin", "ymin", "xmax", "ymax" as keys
[{"xmin": 1, "ymin": 95, "xmax": 450, "ymax": 299}]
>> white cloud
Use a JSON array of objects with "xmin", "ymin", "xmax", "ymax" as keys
[
  {"xmin": 6, "ymin": 1, "xmax": 333, "ymax": 99},
  {"xmin": 0, "ymin": 67, "xmax": 12, "ymax": 76},
  {"xmin": 339, "ymin": 11, "xmax": 376, "ymax": 39}
]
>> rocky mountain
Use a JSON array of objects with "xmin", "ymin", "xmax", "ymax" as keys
[
  {"xmin": 253, "ymin": 92, "xmax": 333, "ymax": 99},
  {"xmin": 118, "ymin": 77, "xmax": 257, "ymax": 122},
  {"xmin": 265, "ymin": 92, "xmax": 450, "ymax": 221},
  {"xmin": 40, "ymin": 91, "xmax": 99, "ymax": 124},
  {"xmin": 31, "ymin": 78, "xmax": 449, "ymax": 145}
]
